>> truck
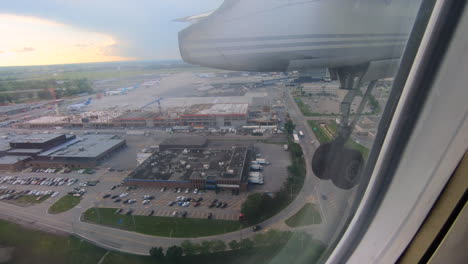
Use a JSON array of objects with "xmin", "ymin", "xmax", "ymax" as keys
[
  {"xmin": 249, "ymin": 172, "xmax": 263, "ymax": 178},
  {"xmin": 248, "ymin": 172, "xmax": 264, "ymax": 184},
  {"xmin": 299, "ymin": 130, "xmax": 305, "ymax": 138},
  {"xmin": 248, "ymin": 177, "xmax": 264, "ymax": 184},
  {"xmin": 250, "ymin": 164, "xmax": 263, "ymax": 171},
  {"xmin": 256, "ymin": 158, "xmax": 270, "ymax": 165},
  {"xmin": 293, "ymin": 134, "xmax": 300, "ymax": 143}
]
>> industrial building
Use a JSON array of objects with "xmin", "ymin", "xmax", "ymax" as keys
[
  {"xmin": 22, "ymin": 103, "xmax": 249, "ymax": 129},
  {"xmin": 22, "ymin": 111, "xmax": 122, "ymax": 129},
  {"xmin": 0, "ymin": 156, "xmax": 31, "ymax": 171},
  {"xmin": 124, "ymin": 138, "xmax": 251, "ymax": 191},
  {"xmin": 158, "ymin": 136, "xmax": 207, "ymax": 151},
  {"xmin": 112, "ymin": 111, "xmax": 181, "ymax": 128},
  {"xmin": 0, "ymin": 133, "xmax": 125, "ymax": 170},
  {"xmin": 180, "ymin": 103, "xmax": 248, "ymax": 127},
  {"xmin": 113, "ymin": 103, "xmax": 248, "ymax": 128},
  {"xmin": 31, "ymin": 135, "xmax": 126, "ymax": 168}
]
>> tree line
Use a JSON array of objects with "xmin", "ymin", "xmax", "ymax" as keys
[
  {"xmin": 149, "ymin": 230, "xmax": 325, "ymax": 264},
  {"xmin": 0, "ymin": 78, "xmax": 93, "ymax": 103}
]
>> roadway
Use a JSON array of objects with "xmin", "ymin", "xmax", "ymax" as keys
[{"xmin": 0, "ymin": 87, "xmax": 358, "ymax": 255}]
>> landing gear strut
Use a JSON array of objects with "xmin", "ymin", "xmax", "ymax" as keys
[{"xmin": 312, "ymin": 65, "xmax": 377, "ymax": 189}]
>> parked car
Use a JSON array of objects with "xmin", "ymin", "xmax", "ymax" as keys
[{"xmin": 252, "ymin": 225, "xmax": 262, "ymax": 232}]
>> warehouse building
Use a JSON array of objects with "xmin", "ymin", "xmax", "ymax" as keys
[
  {"xmin": 158, "ymin": 136, "xmax": 208, "ymax": 152},
  {"xmin": 112, "ymin": 111, "xmax": 181, "ymax": 128},
  {"xmin": 0, "ymin": 156, "xmax": 31, "ymax": 171},
  {"xmin": 30, "ymin": 135, "xmax": 126, "ymax": 168},
  {"xmin": 124, "ymin": 138, "xmax": 250, "ymax": 191},
  {"xmin": 112, "ymin": 103, "xmax": 248, "ymax": 128}
]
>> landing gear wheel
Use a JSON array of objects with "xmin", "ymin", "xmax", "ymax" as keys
[
  {"xmin": 331, "ymin": 148, "xmax": 363, "ymax": 190},
  {"xmin": 311, "ymin": 143, "xmax": 335, "ymax": 180},
  {"xmin": 312, "ymin": 142, "xmax": 364, "ymax": 189}
]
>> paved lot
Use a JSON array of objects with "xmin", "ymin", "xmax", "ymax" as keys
[
  {"xmin": 0, "ymin": 169, "xmax": 126, "ymax": 208},
  {"xmin": 250, "ymin": 143, "xmax": 290, "ymax": 193},
  {"xmin": 95, "ymin": 186, "xmax": 247, "ymax": 221}
]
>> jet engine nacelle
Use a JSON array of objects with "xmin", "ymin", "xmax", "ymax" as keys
[{"xmin": 179, "ymin": 0, "xmax": 421, "ymax": 76}]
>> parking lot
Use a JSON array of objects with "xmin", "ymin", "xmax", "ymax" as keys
[
  {"xmin": 0, "ymin": 168, "xmax": 119, "ymax": 207},
  {"xmin": 93, "ymin": 141, "xmax": 291, "ymax": 221},
  {"xmin": 95, "ymin": 185, "xmax": 248, "ymax": 220}
]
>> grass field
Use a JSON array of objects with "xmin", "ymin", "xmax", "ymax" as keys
[
  {"xmin": 285, "ymin": 203, "xmax": 322, "ymax": 227},
  {"xmin": 307, "ymin": 120, "xmax": 369, "ymax": 158},
  {"xmin": 294, "ymin": 97, "xmax": 314, "ymax": 116},
  {"xmin": 14, "ymin": 194, "xmax": 51, "ymax": 206},
  {"xmin": 0, "ymin": 217, "xmax": 325, "ymax": 264},
  {"xmin": 0, "ymin": 219, "xmax": 106, "ymax": 264},
  {"xmin": 82, "ymin": 208, "xmax": 244, "ymax": 237},
  {"xmin": 48, "ymin": 195, "xmax": 81, "ymax": 214},
  {"xmin": 307, "ymin": 120, "xmax": 333, "ymax": 144}
]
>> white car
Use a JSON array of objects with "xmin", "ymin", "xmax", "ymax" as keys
[
  {"xmin": 51, "ymin": 191, "xmax": 59, "ymax": 198},
  {"xmin": 185, "ymin": 189, "xmax": 190, "ymax": 194},
  {"xmin": 193, "ymin": 188, "xmax": 198, "ymax": 194},
  {"xmin": 142, "ymin": 199, "xmax": 150, "ymax": 205},
  {"xmin": 119, "ymin": 193, "xmax": 129, "ymax": 198}
]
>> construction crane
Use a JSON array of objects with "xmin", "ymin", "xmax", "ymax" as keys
[{"xmin": 141, "ymin": 97, "xmax": 163, "ymax": 112}]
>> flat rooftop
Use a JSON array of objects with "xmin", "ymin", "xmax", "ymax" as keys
[
  {"xmin": 10, "ymin": 134, "xmax": 64, "ymax": 144},
  {"xmin": 183, "ymin": 103, "xmax": 248, "ymax": 116},
  {"xmin": 38, "ymin": 135, "xmax": 125, "ymax": 158},
  {"xmin": 25, "ymin": 111, "xmax": 122, "ymax": 125},
  {"xmin": 6, "ymin": 148, "xmax": 42, "ymax": 155},
  {"xmin": 116, "ymin": 111, "xmax": 162, "ymax": 120},
  {"xmin": 0, "ymin": 155, "xmax": 31, "ymax": 165},
  {"xmin": 128, "ymin": 146, "xmax": 248, "ymax": 182}
]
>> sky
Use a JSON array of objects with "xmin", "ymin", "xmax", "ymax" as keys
[{"xmin": 0, "ymin": 0, "xmax": 223, "ymax": 66}]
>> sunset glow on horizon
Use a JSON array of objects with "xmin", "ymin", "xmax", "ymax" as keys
[{"xmin": 0, "ymin": 14, "xmax": 135, "ymax": 66}]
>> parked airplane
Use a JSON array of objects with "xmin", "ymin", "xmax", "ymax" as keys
[{"xmin": 67, "ymin": 98, "xmax": 92, "ymax": 110}]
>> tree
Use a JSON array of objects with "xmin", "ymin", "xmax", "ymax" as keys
[
  {"xmin": 199, "ymin": 241, "xmax": 213, "ymax": 254},
  {"xmin": 241, "ymin": 193, "xmax": 274, "ymax": 224},
  {"xmin": 166, "ymin": 245, "xmax": 183, "ymax": 263},
  {"xmin": 284, "ymin": 120, "xmax": 296, "ymax": 134},
  {"xmin": 211, "ymin": 240, "xmax": 227, "ymax": 252},
  {"xmin": 180, "ymin": 240, "xmax": 197, "ymax": 256},
  {"xmin": 239, "ymin": 238, "xmax": 254, "ymax": 249},
  {"xmin": 149, "ymin": 247, "xmax": 165, "ymax": 261},
  {"xmin": 228, "ymin": 240, "xmax": 240, "ymax": 250}
]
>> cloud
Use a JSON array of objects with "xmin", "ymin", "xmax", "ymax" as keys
[
  {"xmin": 75, "ymin": 43, "xmax": 89, "ymax": 48},
  {"xmin": 0, "ymin": 50, "xmax": 3, "ymax": 53},
  {"xmin": 0, "ymin": 0, "xmax": 224, "ymax": 60},
  {"xmin": 99, "ymin": 42, "xmax": 120, "ymax": 56},
  {"xmin": 14, "ymin": 47, "xmax": 35, "ymax": 52}
]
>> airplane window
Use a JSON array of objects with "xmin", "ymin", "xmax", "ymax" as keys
[{"xmin": 0, "ymin": 0, "xmax": 431, "ymax": 263}]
